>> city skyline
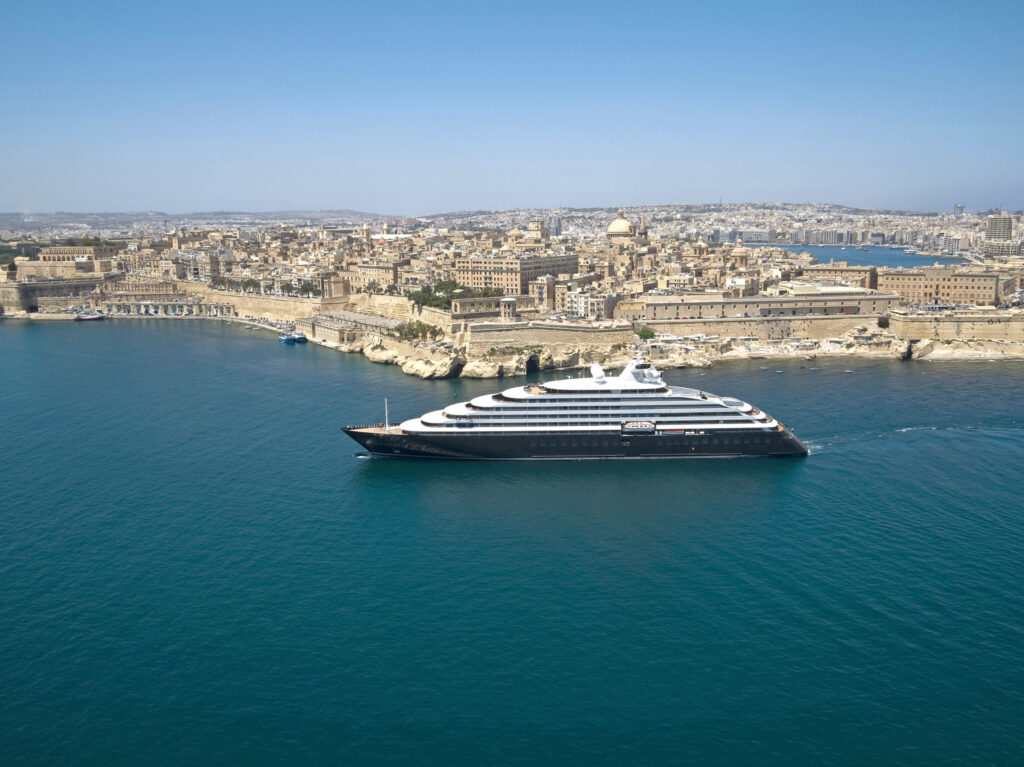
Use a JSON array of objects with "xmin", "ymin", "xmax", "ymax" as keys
[{"xmin": 3, "ymin": 0, "xmax": 1022, "ymax": 214}]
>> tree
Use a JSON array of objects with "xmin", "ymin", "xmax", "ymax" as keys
[
  {"xmin": 408, "ymin": 280, "xmax": 503, "ymax": 309},
  {"xmin": 365, "ymin": 281, "xmax": 382, "ymax": 295},
  {"xmin": 877, "ymin": 316, "xmax": 890, "ymax": 329},
  {"xmin": 393, "ymin": 320, "xmax": 444, "ymax": 342},
  {"xmin": 638, "ymin": 326, "xmax": 655, "ymax": 340}
]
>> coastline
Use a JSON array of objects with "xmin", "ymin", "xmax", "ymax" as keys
[{"xmin": 10, "ymin": 312, "xmax": 1024, "ymax": 377}]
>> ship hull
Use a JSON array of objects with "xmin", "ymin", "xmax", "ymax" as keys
[{"xmin": 343, "ymin": 427, "xmax": 808, "ymax": 460}]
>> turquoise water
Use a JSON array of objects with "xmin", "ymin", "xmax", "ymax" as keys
[
  {"xmin": 772, "ymin": 244, "xmax": 964, "ymax": 269},
  {"xmin": 2, "ymin": 319, "xmax": 1023, "ymax": 765}
]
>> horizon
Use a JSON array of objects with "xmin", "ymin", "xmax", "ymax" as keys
[
  {"xmin": 3, "ymin": 0, "xmax": 1023, "ymax": 213},
  {"xmin": 2, "ymin": 199, "xmax": 1016, "ymax": 221}
]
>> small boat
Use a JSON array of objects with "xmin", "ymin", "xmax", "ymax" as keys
[
  {"xmin": 279, "ymin": 334, "xmax": 296, "ymax": 344},
  {"xmin": 760, "ymin": 366, "xmax": 769, "ymax": 370},
  {"xmin": 622, "ymin": 421, "xmax": 656, "ymax": 434},
  {"xmin": 74, "ymin": 312, "xmax": 105, "ymax": 322},
  {"xmin": 279, "ymin": 332, "xmax": 307, "ymax": 344},
  {"xmin": 776, "ymin": 370, "xmax": 783, "ymax": 374}
]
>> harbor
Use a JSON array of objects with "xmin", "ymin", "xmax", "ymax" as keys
[{"xmin": 3, "ymin": 318, "xmax": 1023, "ymax": 763}]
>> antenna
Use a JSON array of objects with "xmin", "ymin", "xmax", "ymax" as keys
[{"xmin": 384, "ymin": 398, "xmax": 389, "ymax": 431}]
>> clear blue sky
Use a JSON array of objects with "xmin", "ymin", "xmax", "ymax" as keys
[{"xmin": 2, "ymin": 0, "xmax": 1022, "ymax": 215}]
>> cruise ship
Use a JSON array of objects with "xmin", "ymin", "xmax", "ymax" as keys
[{"xmin": 343, "ymin": 356, "xmax": 808, "ymax": 459}]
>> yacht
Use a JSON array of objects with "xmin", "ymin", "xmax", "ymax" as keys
[{"xmin": 343, "ymin": 356, "xmax": 807, "ymax": 459}]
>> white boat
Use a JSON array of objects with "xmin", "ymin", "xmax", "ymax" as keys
[{"xmin": 343, "ymin": 355, "xmax": 808, "ymax": 459}]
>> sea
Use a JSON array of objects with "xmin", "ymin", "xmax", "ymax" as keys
[
  {"xmin": 1, "ymin": 319, "xmax": 1022, "ymax": 765},
  {"xmin": 770, "ymin": 244, "xmax": 965, "ymax": 269}
]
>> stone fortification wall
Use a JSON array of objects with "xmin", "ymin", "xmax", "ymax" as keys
[
  {"xmin": 174, "ymin": 282, "xmax": 320, "ymax": 322},
  {"xmin": 413, "ymin": 305, "xmax": 455, "ymax": 334},
  {"xmin": 639, "ymin": 316, "xmax": 873, "ymax": 340},
  {"xmin": 466, "ymin": 322, "xmax": 635, "ymax": 353},
  {"xmin": 891, "ymin": 312, "xmax": 1024, "ymax": 342},
  {"xmin": 321, "ymin": 294, "xmax": 455, "ymax": 333},
  {"xmin": 1, "ymin": 277, "xmax": 115, "ymax": 314},
  {"xmin": 322, "ymin": 294, "xmax": 413, "ymax": 322}
]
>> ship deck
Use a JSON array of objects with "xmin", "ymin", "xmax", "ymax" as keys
[{"xmin": 347, "ymin": 425, "xmax": 405, "ymax": 435}]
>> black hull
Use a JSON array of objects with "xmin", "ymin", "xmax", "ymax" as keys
[{"xmin": 343, "ymin": 428, "xmax": 808, "ymax": 460}]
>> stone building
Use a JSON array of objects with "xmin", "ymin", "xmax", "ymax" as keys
[
  {"xmin": 16, "ymin": 245, "xmax": 117, "ymax": 280},
  {"xmin": 802, "ymin": 262, "xmax": 878, "ymax": 289},
  {"xmin": 606, "ymin": 209, "xmax": 635, "ymax": 241},
  {"xmin": 877, "ymin": 266, "xmax": 1013, "ymax": 306},
  {"xmin": 615, "ymin": 290, "xmax": 899, "ymax": 321},
  {"xmin": 454, "ymin": 253, "xmax": 578, "ymax": 294}
]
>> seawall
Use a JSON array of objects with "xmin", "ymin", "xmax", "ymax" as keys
[
  {"xmin": 890, "ymin": 312, "xmax": 1024, "ymax": 342},
  {"xmin": 635, "ymin": 315, "xmax": 876, "ymax": 340}
]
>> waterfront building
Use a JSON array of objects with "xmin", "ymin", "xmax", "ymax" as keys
[
  {"xmin": 614, "ymin": 290, "xmax": 898, "ymax": 321},
  {"xmin": 876, "ymin": 266, "xmax": 1013, "ymax": 306},
  {"xmin": 17, "ymin": 245, "xmax": 118, "ymax": 280},
  {"xmin": 983, "ymin": 239, "xmax": 1022, "ymax": 260},
  {"xmin": 738, "ymin": 230, "xmax": 770, "ymax": 244}
]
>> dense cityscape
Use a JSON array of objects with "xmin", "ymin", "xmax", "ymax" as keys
[{"xmin": 3, "ymin": 202, "xmax": 1023, "ymax": 376}]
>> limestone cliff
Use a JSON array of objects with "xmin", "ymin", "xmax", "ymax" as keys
[
  {"xmin": 909, "ymin": 339, "xmax": 1024, "ymax": 360},
  {"xmin": 358, "ymin": 335, "xmax": 464, "ymax": 379},
  {"xmin": 461, "ymin": 345, "xmax": 638, "ymax": 378}
]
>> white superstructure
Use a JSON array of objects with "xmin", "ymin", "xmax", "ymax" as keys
[{"xmin": 400, "ymin": 357, "xmax": 781, "ymax": 435}]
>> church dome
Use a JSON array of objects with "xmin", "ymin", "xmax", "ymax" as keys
[{"xmin": 606, "ymin": 208, "xmax": 635, "ymax": 237}]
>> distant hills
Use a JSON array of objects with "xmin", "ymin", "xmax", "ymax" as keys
[{"xmin": 0, "ymin": 202, "xmax": 952, "ymax": 233}]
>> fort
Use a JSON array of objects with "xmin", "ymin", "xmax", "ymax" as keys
[{"xmin": 889, "ymin": 309, "xmax": 1024, "ymax": 342}]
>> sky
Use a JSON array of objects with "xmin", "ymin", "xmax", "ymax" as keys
[{"xmin": 2, "ymin": 0, "xmax": 1022, "ymax": 215}]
